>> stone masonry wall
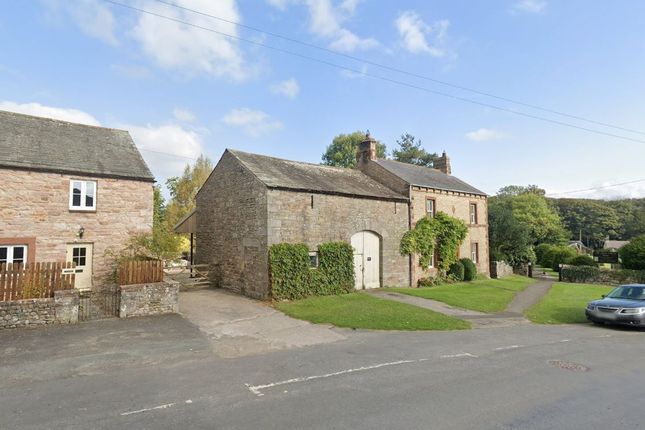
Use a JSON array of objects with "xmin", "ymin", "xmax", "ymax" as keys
[
  {"xmin": 1, "ymin": 168, "xmax": 153, "ymax": 290},
  {"xmin": 195, "ymin": 151, "xmax": 269, "ymax": 299},
  {"xmin": 119, "ymin": 281, "xmax": 179, "ymax": 318},
  {"xmin": 410, "ymin": 188, "xmax": 490, "ymax": 285},
  {"xmin": 267, "ymin": 189, "xmax": 410, "ymax": 288},
  {"xmin": 490, "ymin": 261, "xmax": 514, "ymax": 279},
  {"xmin": 0, "ymin": 289, "xmax": 79, "ymax": 329}
]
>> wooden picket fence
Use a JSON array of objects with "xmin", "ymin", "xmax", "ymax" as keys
[
  {"xmin": 0, "ymin": 262, "xmax": 76, "ymax": 302},
  {"xmin": 118, "ymin": 260, "xmax": 164, "ymax": 286}
]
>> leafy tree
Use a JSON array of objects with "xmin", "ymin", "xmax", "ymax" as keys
[
  {"xmin": 551, "ymin": 247, "xmax": 578, "ymax": 272},
  {"xmin": 619, "ymin": 235, "xmax": 645, "ymax": 270},
  {"xmin": 608, "ymin": 198, "xmax": 645, "ymax": 239},
  {"xmin": 391, "ymin": 133, "xmax": 437, "ymax": 167},
  {"xmin": 569, "ymin": 255, "xmax": 597, "ymax": 267},
  {"xmin": 321, "ymin": 131, "xmax": 387, "ymax": 168},
  {"xmin": 166, "ymin": 155, "xmax": 213, "ymax": 228},
  {"xmin": 488, "ymin": 198, "xmax": 535, "ymax": 267},
  {"xmin": 152, "ymin": 186, "xmax": 182, "ymax": 259},
  {"xmin": 506, "ymin": 192, "xmax": 568, "ymax": 245},
  {"xmin": 552, "ymin": 199, "xmax": 620, "ymax": 249},
  {"xmin": 400, "ymin": 212, "xmax": 468, "ymax": 272},
  {"xmin": 496, "ymin": 185, "xmax": 546, "ymax": 197}
]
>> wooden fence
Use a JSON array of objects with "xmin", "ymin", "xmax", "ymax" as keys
[
  {"xmin": 0, "ymin": 262, "xmax": 75, "ymax": 302},
  {"xmin": 118, "ymin": 260, "xmax": 164, "ymax": 285}
]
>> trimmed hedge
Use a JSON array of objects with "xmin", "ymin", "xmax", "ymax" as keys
[
  {"xmin": 269, "ymin": 241, "xmax": 355, "ymax": 300},
  {"xmin": 459, "ymin": 258, "xmax": 477, "ymax": 281},
  {"xmin": 568, "ymin": 255, "xmax": 597, "ymax": 267},
  {"xmin": 448, "ymin": 261, "xmax": 465, "ymax": 281},
  {"xmin": 561, "ymin": 266, "xmax": 645, "ymax": 285}
]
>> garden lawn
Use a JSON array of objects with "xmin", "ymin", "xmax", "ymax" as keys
[
  {"xmin": 384, "ymin": 275, "xmax": 535, "ymax": 313},
  {"xmin": 275, "ymin": 293, "xmax": 470, "ymax": 331},
  {"xmin": 525, "ymin": 282, "xmax": 614, "ymax": 324}
]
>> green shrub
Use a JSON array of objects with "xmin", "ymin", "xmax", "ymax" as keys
[
  {"xmin": 551, "ymin": 247, "xmax": 578, "ymax": 272},
  {"xmin": 459, "ymin": 258, "xmax": 477, "ymax": 281},
  {"xmin": 535, "ymin": 244, "xmax": 556, "ymax": 266},
  {"xmin": 619, "ymin": 235, "xmax": 645, "ymax": 270},
  {"xmin": 269, "ymin": 241, "xmax": 355, "ymax": 300},
  {"xmin": 568, "ymin": 255, "xmax": 597, "ymax": 267},
  {"xmin": 448, "ymin": 261, "xmax": 465, "ymax": 281},
  {"xmin": 560, "ymin": 266, "xmax": 600, "ymax": 283}
]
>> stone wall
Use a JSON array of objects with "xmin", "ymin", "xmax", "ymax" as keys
[
  {"xmin": 0, "ymin": 168, "xmax": 153, "ymax": 290},
  {"xmin": 490, "ymin": 261, "xmax": 514, "ymax": 279},
  {"xmin": 195, "ymin": 151, "xmax": 269, "ymax": 299},
  {"xmin": 0, "ymin": 289, "xmax": 79, "ymax": 330},
  {"xmin": 119, "ymin": 281, "xmax": 179, "ymax": 318},
  {"xmin": 409, "ymin": 188, "xmax": 490, "ymax": 284},
  {"xmin": 267, "ymin": 189, "xmax": 410, "ymax": 290}
]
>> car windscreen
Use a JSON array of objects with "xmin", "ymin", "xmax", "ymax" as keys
[{"xmin": 607, "ymin": 286, "xmax": 645, "ymax": 300}]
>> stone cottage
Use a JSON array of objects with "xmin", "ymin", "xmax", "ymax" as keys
[
  {"xmin": 193, "ymin": 135, "xmax": 489, "ymax": 299},
  {"xmin": 0, "ymin": 110, "xmax": 154, "ymax": 290}
]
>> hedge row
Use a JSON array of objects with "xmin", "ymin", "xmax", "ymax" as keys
[
  {"xmin": 561, "ymin": 266, "xmax": 645, "ymax": 285},
  {"xmin": 269, "ymin": 241, "xmax": 355, "ymax": 300}
]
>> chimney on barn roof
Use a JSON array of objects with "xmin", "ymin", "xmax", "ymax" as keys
[
  {"xmin": 434, "ymin": 151, "xmax": 452, "ymax": 175},
  {"xmin": 356, "ymin": 130, "xmax": 377, "ymax": 166}
]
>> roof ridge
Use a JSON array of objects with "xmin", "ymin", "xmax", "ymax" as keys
[
  {"xmin": 227, "ymin": 148, "xmax": 362, "ymax": 174},
  {"xmin": 0, "ymin": 109, "xmax": 129, "ymax": 133}
]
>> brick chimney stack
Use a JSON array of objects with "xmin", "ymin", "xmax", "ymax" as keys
[
  {"xmin": 356, "ymin": 130, "xmax": 377, "ymax": 166},
  {"xmin": 434, "ymin": 151, "xmax": 452, "ymax": 175}
]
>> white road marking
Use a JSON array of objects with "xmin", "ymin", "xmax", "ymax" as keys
[
  {"xmin": 440, "ymin": 353, "xmax": 478, "ymax": 359},
  {"xmin": 560, "ymin": 339, "xmax": 570, "ymax": 343},
  {"xmin": 246, "ymin": 359, "xmax": 428, "ymax": 397},
  {"xmin": 494, "ymin": 345, "xmax": 524, "ymax": 351},
  {"xmin": 120, "ymin": 403, "xmax": 176, "ymax": 416}
]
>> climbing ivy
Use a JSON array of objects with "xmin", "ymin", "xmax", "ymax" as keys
[
  {"xmin": 269, "ymin": 241, "xmax": 355, "ymax": 300},
  {"xmin": 400, "ymin": 212, "xmax": 468, "ymax": 273}
]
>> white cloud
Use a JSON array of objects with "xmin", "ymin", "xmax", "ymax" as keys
[
  {"xmin": 173, "ymin": 108, "xmax": 197, "ymax": 122},
  {"xmin": 0, "ymin": 101, "xmax": 101, "ymax": 126},
  {"xmin": 512, "ymin": 0, "xmax": 547, "ymax": 14},
  {"xmin": 126, "ymin": 124, "xmax": 204, "ymax": 182},
  {"xmin": 44, "ymin": 0, "xmax": 118, "ymax": 45},
  {"xmin": 270, "ymin": 78, "xmax": 300, "ymax": 99},
  {"xmin": 132, "ymin": 0, "xmax": 250, "ymax": 81},
  {"xmin": 222, "ymin": 108, "xmax": 283, "ymax": 137},
  {"xmin": 110, "ymin": 64, "xmax": 153, "ymax": 80},
  {"xmin": 340, "ymin": 64, "xmax": 368, "ymax": 79},
  {"xmin": 549, "ymin": 181, "xmax": 645, "ymax": 200},
  {"xmin": 266, "ymin": 0, "xmax": 290, "ymax": 10},
  {"xmin": 395, "ymin": 11, "xmax": 449, "ymax": 57},
  {"xmin": 465, "ymin": 128, "xmax": 507, "ymax": 142}
]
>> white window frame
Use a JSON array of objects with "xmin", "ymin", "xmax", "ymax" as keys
[
  {"xmin": 471, "ymin": 243, "xmax": 479, "ymax": 264},
  {"xmin": 308, "ymin": 251, "xmax": 319, "ymax": 268},
  {"xmin": 428, "ymin": 252, "xmax": 435, "ymax": 268},
  {"xmin": 469, "ymin": 203, "xmax": 477, "ymax": 225},
  {"xmin": 0, "ymin": 245, "xmax": 28, "ymax": 265},
  {"xmin": 69, "ymin": 180, "xmax": 97, "ymax": 211}
]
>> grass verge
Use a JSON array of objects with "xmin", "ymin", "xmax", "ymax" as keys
[
  {"xmin": 384, "ymin": 275, "xmax": 535, "ymax": 313},
  {"xmin": 275, "ymin": 293, "xmax": 470, "ymax": 331},
  {"xmin": 525, "ymin": 282, "xmax": 614, "ymax": 324}
]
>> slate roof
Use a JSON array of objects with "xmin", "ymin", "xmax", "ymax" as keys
[
  {"xmin": 0, "ymin": 110, "xmax": 154, "ymax": 181},
  {"xmin": 374, "ymin": 159, "xmax": 486, "ymax": 196},
  {"xmin": 603, "ymin": 240, "xmax": 629, "ymax": 250},
  {"xmin": 228, "ymin": 149, "xmax": 407, "ymax": 201}
]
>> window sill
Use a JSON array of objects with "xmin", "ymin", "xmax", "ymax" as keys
[{"xmin": 69, "ymin": 209, "xmax": 97, "ymax": 213}]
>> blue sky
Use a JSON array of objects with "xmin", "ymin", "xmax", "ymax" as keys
[{"xmin": 2, "ymin": 0, "xmax": 645, "ymax": 198}]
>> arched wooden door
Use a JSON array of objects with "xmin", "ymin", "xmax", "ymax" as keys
[{"xmin": 350, "ymin": 231, "xmax": 380, "ymax": 289}]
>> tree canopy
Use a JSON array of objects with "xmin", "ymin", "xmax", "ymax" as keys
[
  {"xmin": 391, "ymin": 133, "xmax": 437, "ymax": 168},
  {"xmin": 165, "ymin": 154, "xmax": 214, "ymax": 228},
  {"xmin": 321, "ymin": 131, "xmax": 387, "ymax": 168},
  {"xmin": 552, "ymin": 199, "xmax": 621, "ymax": 249}
]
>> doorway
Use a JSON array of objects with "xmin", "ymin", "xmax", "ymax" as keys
[
  {"xmin": 66, "ymin": 243, "xmax": 93, "ymax": 290},
  {"xmin": 350, "ymin": 231, "xmax": 380, "ymax": 289}
]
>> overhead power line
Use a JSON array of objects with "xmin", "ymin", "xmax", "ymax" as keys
[
  {"xmin": 138, "ymin": 147, "xmax": 198, "ymax": 161},
  {"xmin": 150, "ymin": 0, "xmax": 645, "ymax": 137},
  {"xmin": 102, "ymin": 0, "xmax": 645, "ymax": 145},
  {"xmin": 547, "ymin": 178, "xmax": 645, "ymax": 197}
]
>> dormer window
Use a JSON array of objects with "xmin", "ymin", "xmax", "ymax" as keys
[{"xmin": 69, "ymin": 180, "xmax": 96, "ymax": 211}]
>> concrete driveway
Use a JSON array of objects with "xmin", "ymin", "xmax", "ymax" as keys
[{"xmin": 179, "ymin": 288, "xmax": 345, "ymax": 358}]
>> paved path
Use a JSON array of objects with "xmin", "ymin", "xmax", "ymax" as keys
[{"xmin": 369, "ymin": 278, "xmax": 554, "ymax": 328}]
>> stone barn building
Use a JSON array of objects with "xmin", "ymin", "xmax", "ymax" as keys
[
  {"xmin": 195, "ymin": 149, "xmax": 410, "ymax": 299},
  {"xmin": 193, "ymin": 135, "xmax": 489, "ymax": 299}
]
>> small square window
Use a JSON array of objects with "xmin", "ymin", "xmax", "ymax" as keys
[
  {"xmin": 309, "ymin": 251, "xmax": 319, "ymax": 268},
  {"xmin": 69, "ymin": 180, "xmax": 97, "ymax": 210}
]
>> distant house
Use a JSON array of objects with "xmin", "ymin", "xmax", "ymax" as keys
[
  {"xmin": 189, "ymin": 134, "xmax": 489, "ymax": 299},
  {"xmin": 0, "ymin": 111, "xmax": 154, "ymax": 290},
  {"xmin": 568, "ymin": 240, "xmax": 592, "ymax": 255},
  {"xmin": 603, "ymin": 240, "xmax": 630, "ymax": 250}
]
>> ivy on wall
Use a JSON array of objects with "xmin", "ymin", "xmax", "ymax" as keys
[
  {"xmin": 269, "ymin": 241, "xmax": 355, "ymax": 300},
  {"xmin": 400, "ymin": 212, "xmax": 468, "ymax": 273}
]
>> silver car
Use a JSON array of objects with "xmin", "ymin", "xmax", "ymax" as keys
[{"xmin": 586, "ymin": 284, "xmax": 645, "ymax": 327}]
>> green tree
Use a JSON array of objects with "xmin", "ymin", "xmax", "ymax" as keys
[
  {"xmin": 552, "ymin": 199, "xmax": 621, "ymax": 249},
  {"xmin": 619, "ymin": 235, "xmax": 645, "ymax": 270},
  {"xmin": 507, "ymin": 192, "xmax": 568, "ymax": 245},
  {"xmin": 321, "ymin": 131, "xmax": 387, "ymax": 168},
  {"xmin": 166, "ymin": 155, "xmax": 213, "ymax": 228},
  {"xmin": 391, "ymin": 133, "xmax": 437, "ymax": 167},
  {"xmin": 488, "ymin": 198, "xmax": 535, "ymax": 267},
  {"xmin": 609, "ymin": 198, "xmax": 645, "ymax": 239},
  {"xmin": 496, "ymin": 185, "xmax": 546, "ymax": 197},
  {"xmin": 400, "ymin": 212, "xmax": 468, "ymax": 272}
]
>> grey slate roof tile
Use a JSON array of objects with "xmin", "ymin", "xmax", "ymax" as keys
[
  {"xmin": 228, "ymin": 149, "xmax": 407, "ymax": 201},
  {"xmin": 374, "ymin": 159, "xmax": 486, "ymax": 196},
  {"xmin": 0, "ymin": 110, "xmax": 154, "ymax": 181}
]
